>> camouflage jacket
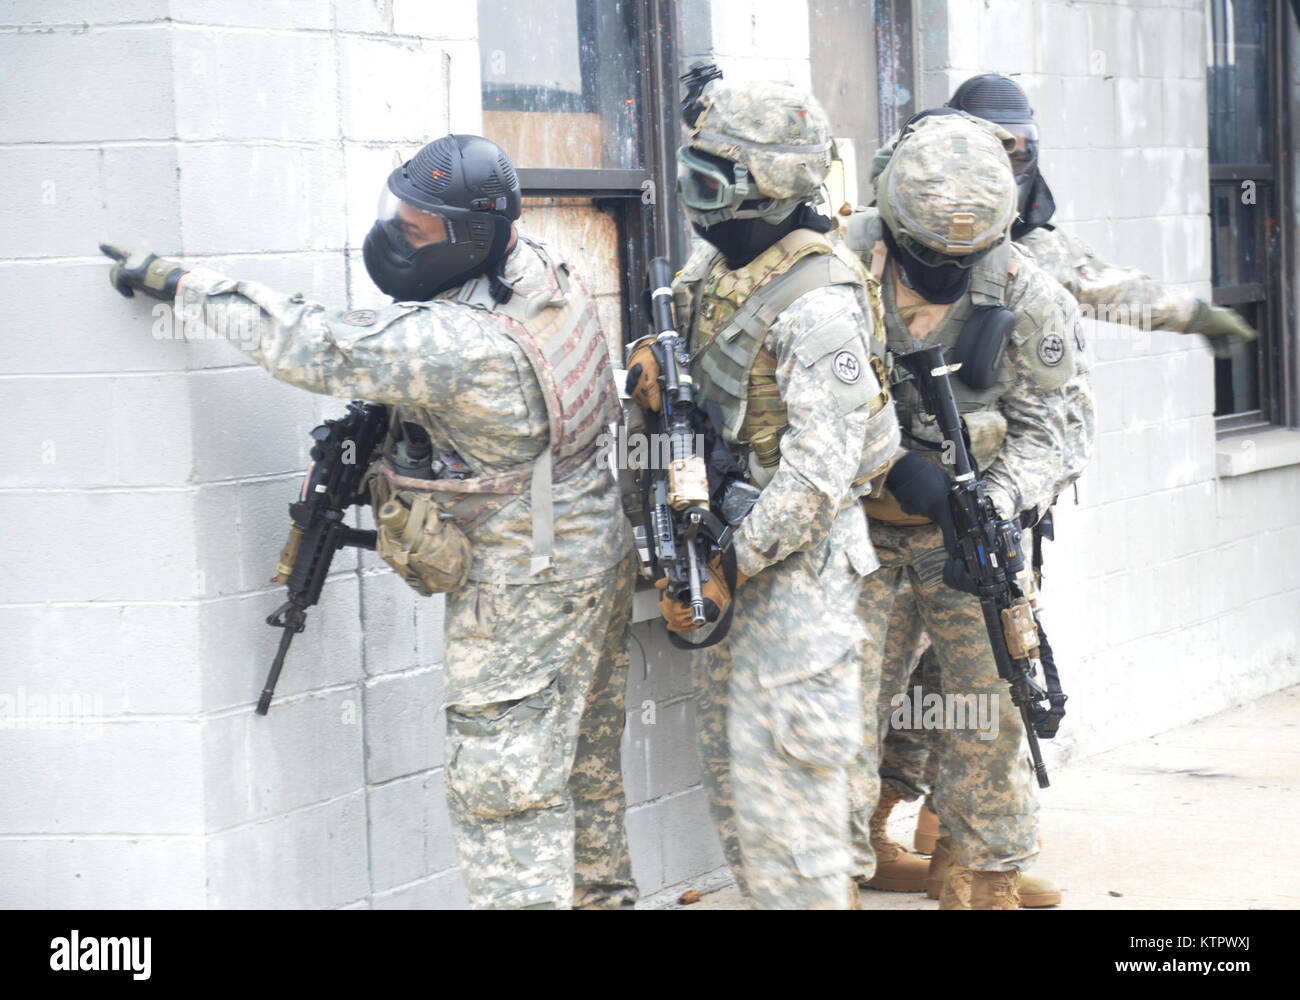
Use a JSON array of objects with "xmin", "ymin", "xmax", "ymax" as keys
[
  {"xmin": 674, "ymin": 240, "xmax": 901, "ymax": 581},
  {"xmin": 848, "ymin": 208, "xmax": 1091, "ymax": 520},
  {"xmin": 1017, "ymin": 224, "xmax": 1204, "ymax": 333},
  {"xmin": 177, "ymin": 240, "xmax": 631, "ymax": 584},
  {"xmin": 868, "ymin": 135, "xmax": 1206, "ymax": 334}
]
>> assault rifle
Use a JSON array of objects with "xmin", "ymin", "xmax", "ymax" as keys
[
  {"xmin": 259, "ymin": 401, "xmax": 390, "ymax": 714},
  {"xmin": 639, "ymin": 257, "xmax": 744, "ymax": 649},
  {"xmin": 896, "ymin": 344, "xmax": 1067, "ymax": 788}
]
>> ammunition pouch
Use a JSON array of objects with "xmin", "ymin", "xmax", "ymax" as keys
[{"xmin": 368, "ymin": 466, "xmax": 473, "ymax": 596}]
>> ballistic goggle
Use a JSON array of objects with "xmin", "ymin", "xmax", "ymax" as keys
[
  {"xmin": 676, "ymin": 146, "xmax": 752, "ymax": 215},
  {"xmin": 893, "ymin": 228, "xmax": 996, "ymax": 270},
  {"xmin": 1002, "ymin": 122, "xmax": 1039, "ymax": 177}
]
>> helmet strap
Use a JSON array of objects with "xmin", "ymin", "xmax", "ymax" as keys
[{"xmin": 488, "ymin": 258, "xmax": 514, "ymax": 304}]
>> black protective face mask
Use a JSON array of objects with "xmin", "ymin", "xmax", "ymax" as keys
[
  {"xmin": 1011, "ymin": 170, "xmax": 1057, "ymax": 241},
  {"xmin": 1016, "ymin": 171, "xmax": 1035, "ymax": 217},
  {"xmin": 362, "ymin": 213, "xmax": 513, "ymax": 302},
  {"xmin": 883, "ymin": 226, "xmax": 971, "ymax": 304},
  {"xmin": 694, "ymin": 203, "xmax": 832, "ymax": 270}
]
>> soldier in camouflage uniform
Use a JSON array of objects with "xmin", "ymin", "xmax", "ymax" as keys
[
  {"xmin": 642, "ymin": 72, "xmax": 899, "ymax": 909},
  {"xmin": 953, "ymin": 73, "xmax": 1258, "ymax": 352},
  {"xmin": 868, "ymin": 75, "xmax": 1258, "ymax": 353},
  {"xmin": 869, "ymin": 75, "xmax": 1256, "ymax": 906},
  {"xmin": 843, "ymin": 113, "xmax": 1092, "ymax": 909},
  {"xmin": 101, "ymin": 134, "xmax": 638, "ymax": 910}
]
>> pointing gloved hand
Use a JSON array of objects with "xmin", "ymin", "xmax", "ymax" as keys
[
  {"xmin": 100, "ymin": 243, "xmax": 188, "ymax": 301},
  {"xmin": 625, "ymin": 336, "xmax": 663, "ymax": 412},
  {"xmin": 654, "ymin": 555, "xmax": 746, "ymax": 632},
  {"xmin": 1190, "ymin": 300, "xmax": 1258, "ymax": 359}
]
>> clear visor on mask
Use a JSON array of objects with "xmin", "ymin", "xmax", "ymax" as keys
[
  {"xmin": 1002, "ymin": 123, "xmax": 1040, "ymax": 177},
  {"xmin": 676, "ymin": 146, "xmax": 751, "ymax": 212},
  {"xmin": 375, "ymin": 187, "xmax": 454, "ymax": 257}
]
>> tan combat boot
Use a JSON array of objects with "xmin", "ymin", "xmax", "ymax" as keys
[
  {"xmin": 928, "ymin": 836, "xmax": 1061, "ymax": 907},
  {"xmin": 862, "ymin": 785, "xmax": 931, "ymax": 892},
  {"xmin": 926, "ymin": 835, "xmax": 953, "ymax": 899},
  {"xmin": 914, "ymin": 803, "xmax": 940, "ymax": 854},
  {"xmin": 1017, "ymin": 874, "xmax": 1062, "ymax": 907},
  {"xmin": 970, "ymin": 870, "xmax": 1021, "ymax": 910},
  {"xmin": 937, "ymin": 862, "xmax": 972, "ymax": 910}
]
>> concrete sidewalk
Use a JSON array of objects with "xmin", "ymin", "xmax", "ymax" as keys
[{"xmin": 679, "ymin": 683, "xmax": 1300, "ymax": 910}]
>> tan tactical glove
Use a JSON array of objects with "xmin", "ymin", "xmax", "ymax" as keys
[
  {"xmin": 1190, "ymin": 300, "xmax": 1258, "ymax": 359},
  {"xmin": 625, "ymin": 336, "xmax": 662, "ymax": 412},
  {"xmin": 100, "ymin": 243, "xmax": 188, "ymax": 301},
  {"xmin": 654, "ymin": 555, "xmax": 746, "ymax": 632}
]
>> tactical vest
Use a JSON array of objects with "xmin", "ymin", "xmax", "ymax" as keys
[
  {"xmin": 846, "ymin": 211, "xmax": 1019, "ymax": 524},
  {"xmin": 847, "ymin": 211, "xmax": 1018, "ymax": 414},
  {"xmin": 377, "ymin": 239, "xmax": 620, "ymax": 575},
  {"xmin": 674, "ymin": 228, "xmax": 890, "ymax": 486}
]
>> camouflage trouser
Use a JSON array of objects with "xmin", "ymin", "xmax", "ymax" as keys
[
  {"xmin": 694, "ymin": 517, "xmax": 868, "ymax": 909},
  {"xmin": 442, "ymin": 551, "xmax": 638, "ymax": 909},
  {"xmin": 879, "ymin": 643, "xmax": 943, "ymax": 802},
  {"xmin": 849, "ymin": 521, "xmax": 1038, "ymax": 874}
]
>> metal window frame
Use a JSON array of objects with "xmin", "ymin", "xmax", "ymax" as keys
[
  {"xmin": 872, "ymin": 0, "xmax": 915, "ymax": 145},
  {"xmin": 514, "ymin": 0, "xmax": 681, "ymax": 348},
  {"xmin": 1210, "ymin": 0, "xmax": 1295, "ymax": 430},
  {"xmin": 1275, "ymin": 0, "xmax": 1297, "ymax": 428}
]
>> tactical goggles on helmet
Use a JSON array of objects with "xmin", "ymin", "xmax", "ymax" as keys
[
  {"xmin": 1002, "ymin": 122, "xmax": 1039, "ymax": 177},
  {"xmin": 893, "ymin": 228, "xmax": 995, "ymax": 271},
  {"xmin": 676, "ymin": 146, "xmax": 753, "ymax": 217}
]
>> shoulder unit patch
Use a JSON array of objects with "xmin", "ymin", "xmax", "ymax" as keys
[{"xmin": 833, "ymin": 350, "xmax": 862, "ymax": 384}]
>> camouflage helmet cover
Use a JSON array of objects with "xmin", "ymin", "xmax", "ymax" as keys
[
  {"xmin": 876, "ymin": 114, "xmax": 1018, "ymax": 256},
  {"xmin": 684, "ymin": 79, "xmax": 834, "ymax": 202}
]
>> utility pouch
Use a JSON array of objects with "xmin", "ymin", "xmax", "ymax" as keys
[
  {"xmin": 953, "ymin": 305, "xmax": 1015, "ymax": 390},
  {"xmin": 368, "ymin": 468, "xmax": 473, "ymax": 596}
]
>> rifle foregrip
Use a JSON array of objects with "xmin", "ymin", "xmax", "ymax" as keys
[{"xmin": 272, "ymin": 525, "xmax": 305, "ymax": 584}]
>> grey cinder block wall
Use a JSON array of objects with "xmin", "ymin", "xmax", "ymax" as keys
[
  {"xmin": 1, "ymin": 0, "xmax": 1296, "ymax": 908},
  {"xmin": 1, "ymin": 0, "xmax": 482, "ymax": 909}
]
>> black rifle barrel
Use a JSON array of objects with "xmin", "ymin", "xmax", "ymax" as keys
[
  {"xmin": 900, "ymin": 345, "xmax": 973, "ymax": 479},
  {"xmin": 648, "ymin": 257, "xmax": 696, "ymax": 432},
  {"xmin": 257, "ymin": 613, "xmax": 301, "ymax": 716}
]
